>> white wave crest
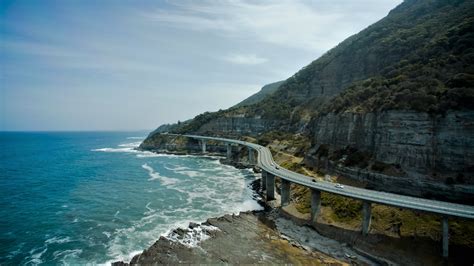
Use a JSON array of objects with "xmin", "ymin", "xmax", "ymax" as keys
[
  {"xmin": 176, "ymin": 170, "xmax": 204, "ymax": 178},
  {"xmin": 102, "ymin": 154, "xmax": 262, "ymax": 264},
  {"xmin": 145, "ymin": 202, "xmax": 154, "ymax": 214},
  {"xmin": 92, "ymin": 147, "xmax": 138, "ymax": 153},
  {"xmin": 52, "ymin": 249, "xmax": 83, "ymax": 262},
  {"xmin": 142, "ymin": 164, "xmax": 179, "ymax": 185},
  {"xmin": 135, "ymin": 152, "xmax": 180, "ymax": 158},
  {"xmin": 166, "ymin": 223, "xmax": 220, "ymax": 248},
  {"xmin": 118, "ymin": 141, "xmax": 142, "ymax": 148},
  {"xmin": 45, "ymin": 236, "xmax": 72, "ymax": 245},
  {"xmin": 25, "ymin": 247, "xmax": 48, "ymax": 265},
  {"xmin": 164, "ymin": 164, "xmax": 190, "ymax": 171}
]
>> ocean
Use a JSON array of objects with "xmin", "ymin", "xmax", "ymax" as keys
[{"xmin": 0, "ymin": 132, "xmax": 262, "ymax": 265}]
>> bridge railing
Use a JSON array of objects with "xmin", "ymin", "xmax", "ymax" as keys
[{"xmin": 159, "ymin": 133, "xmax": 474, "ymax": 258}]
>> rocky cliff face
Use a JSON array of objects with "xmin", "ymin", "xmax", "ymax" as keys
[
  {"xmin": 195, "ymin": 117, "xmax": 282, "ymax": 136},
  {"xmin": 305, "ymin": 110, "xmax": 474, "ymax": 202},
  {"xmin": 139, "ymin": 134, "xmax": 228, "ymax": 154},
  {"xmin": 141, "ymin": 0, "xmax": 474, "ymax": 202}
]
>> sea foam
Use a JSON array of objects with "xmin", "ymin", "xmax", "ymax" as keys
[{"xmin": 141, "ymin": 163, "xmax": 179, "ymax": 185}]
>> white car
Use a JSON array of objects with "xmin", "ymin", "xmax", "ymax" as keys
[{"xmin": 335, "ymin": 184, "xmax": 344, "ymax": 189}]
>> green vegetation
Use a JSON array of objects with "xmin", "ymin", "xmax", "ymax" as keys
[
  {"xmin": 292, "ymin": 181, "xmax": 474, "ymax": 246},
  {"xmin": 251, "ymin": 0, "xmax": 474, "ymax": 123},
  {"xmin": 233, "ymin": 80, "xmax": 284, "ymax": 108},
  {"xmin": 139, "ymin": 134, "xmax": 193, "ymax": 151},
  {"xmin": 322, "ymin": 193, "xmax": 363, "ymax": 222},
  {"xmin": 141, "ymin": 2, "xmax": 474, "ymax": 245},
  {"xmin": 315, "ymin": 0, "xmax": 474, "ymax": 115},
  {"xmin": 173, "ymin": 111, "xmax": 225, "ymax": 134},
  {"xmin": 147, "ymin": 0, "xmax": 474, "ymax": 139},
  {"xmin": 293, "ymin": 186, "xmax": 362, "ymax": 222},
  {"xmin": 257, "ymin": 131, "xmax": 310, "ymax": 156}
]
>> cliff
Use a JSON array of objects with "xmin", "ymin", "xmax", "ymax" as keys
[
  {"xmin": 305, "ymin": 110, "xmax": 474, "ymax": 202},
  {"xmin": 141, "ymin": 0, "xmax": 474, "ymax": 202}
]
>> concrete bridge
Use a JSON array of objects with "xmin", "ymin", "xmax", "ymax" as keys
[{"xmin": 171, "ymin": 134, "xmax": 474, "ymax": 258}]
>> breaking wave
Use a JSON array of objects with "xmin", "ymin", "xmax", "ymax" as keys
[{"xmin": 141, "ymin": 163, "xmax": 180, "ymax": 185}]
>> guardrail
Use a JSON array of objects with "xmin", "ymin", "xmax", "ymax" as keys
[{"xmin": 161, "ymin": 133, "xmax": 474, "ymax": 258}]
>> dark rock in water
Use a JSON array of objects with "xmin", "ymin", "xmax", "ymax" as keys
[
  {"xmin": 188, "ymin": 222, "xmax": 199, "ymax": 229},
  {"xmin": 117, "ymin": 211, "xmax": 343, "ymax": 265},
  {"xmin": 173, "ymin": 228, "xmax": 188, "ymax": 239},
  {"xmin": 250, "ymin": 178, "xmax": 261, "ymax": 192},
  {"xmin": 111, "ymin": 261, "xmax": 128, "ymax": 266},
  {"xmin": 252, "ymin": 166, "xmax": 261, "ymax": 173}
]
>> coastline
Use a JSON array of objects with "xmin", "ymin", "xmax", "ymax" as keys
[
  {"xmin": 111, "ymin": 148, "xmax": 474, "ymax": 265},
  {"xmin": 112, "ymin": 210, "xmax": 357, "ymax": 265},
  {"xmin": 127, "ymin": 140, "xmax": 474, "ymax": 265},
  {"xmin": 111, "ymin": 149, "xmax": 347, "ymax": 265},
  {"xmin": 111, "ymin": 177, "xmax": 385, "ymax": 265},
  {"xmin": 111, "ymin": 148, "xmax": 372, "ymax": 265}
]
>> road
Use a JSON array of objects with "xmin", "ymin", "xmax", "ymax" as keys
[{"xmin": 181, "ymin": 134, "xmax": 474, "ymax": 219}]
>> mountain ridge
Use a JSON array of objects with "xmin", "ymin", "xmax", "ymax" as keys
[{"xmin": 141, "ymin": 0, "xmax": 474, "ymax": 201}]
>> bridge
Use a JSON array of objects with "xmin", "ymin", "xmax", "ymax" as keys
[{"xmin": 168, "ymin": 134, "xmax": 474, "ymax": 258}]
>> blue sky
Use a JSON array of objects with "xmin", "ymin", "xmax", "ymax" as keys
[{"xmin": 1, "ymin": 0, "xmax": 401, "ymax": 131}]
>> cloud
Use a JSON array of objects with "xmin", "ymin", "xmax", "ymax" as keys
[
  {"xmin": 1, "ymin": 39, "xmax": 165, "ymax": 73},
  {"xmin": 143, "ymin": 0, "xmax": 401, "ymax": 52},
  {"xmin": 1, "ymin": 0, "xmax": 402, "ymax": 130},
  {"xmin": 222, "ymin": 54, "xmax": 267, "ymax": 65}
]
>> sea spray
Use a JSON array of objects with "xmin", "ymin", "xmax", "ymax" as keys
[{"xmin": 0, "ymin": 132, "xmax": 263, "ymax": 265}]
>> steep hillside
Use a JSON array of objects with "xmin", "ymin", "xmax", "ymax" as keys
[
  {"xmin": 233, "ymin": 81, "xmax": 284, "ymax": 108},
  {"xmin": 246, "ymin": 0, "xmax": 474, "ymax": 122},
  {"xmin": 141, "ymin": 0, "xmax": 474, "ymax": 201},
  {"xmin": 153, "ymin": 0, "xmax": 474, "ymax": 130}
]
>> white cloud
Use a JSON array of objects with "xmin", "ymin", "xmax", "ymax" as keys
[
  {"xmin": 2, "ymin": 0, "xmax": 402, "ymax": 130},
  {"xmin": 222, "ymin": 54, "xmax": 267, "ymax": 65},
  {"xmin": 143, "ymin": 0, "xmax": 401, "ymax": 52}
]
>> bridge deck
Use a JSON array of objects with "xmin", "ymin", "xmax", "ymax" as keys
[{"xmin": 182, "ymin": 134, "xmax": 474, "ymax": 220}]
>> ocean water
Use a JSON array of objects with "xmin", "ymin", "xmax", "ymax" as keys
[{"xmin": 0, "ymin": 132, "xmax": 262, "ymax": 265}]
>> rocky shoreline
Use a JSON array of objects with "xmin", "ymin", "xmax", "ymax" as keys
[
  {"xmin": 113, "ymin": 148, "xmax": 473, "ymax": 265},
  {"xmin": 111, "ymin": 174, "xmax": 382, "ymax": 265}
]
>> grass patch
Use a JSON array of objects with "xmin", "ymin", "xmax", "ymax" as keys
[{"xmin": 321, "ymin": 193, "xmax": 363, "ymax": 222}]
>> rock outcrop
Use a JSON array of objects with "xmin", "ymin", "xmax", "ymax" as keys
[
  {"xmin": 195, "ymin": 117, "xmax": 281, "ymax": 136},
  {"xmin": 305, "ymin": 110, "xmax": 474, "ymax": 202},
  {"xmin": 141, "ymin": 0, "xmax": 474, "ymax": 202}
]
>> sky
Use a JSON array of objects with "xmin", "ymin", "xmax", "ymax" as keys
[{"xmin": 0, "ymin": 0, "xmax": 402, "ymax": 131}]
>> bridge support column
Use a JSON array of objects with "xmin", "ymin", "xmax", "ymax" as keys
[
  {"xmin": 248, "ymin": 148, "xmax": 254, "ymax": 164},
  {"xmin": 362, "ymin": 201, "xmax": 372, "ymax": 235},
  {"xmin": 260, "ymin": 170, "xmax": 267, "ymax": 191},
  {"xmin": 281, "ymin": 179, "xmax": 291, "ymax": 206},
  {"xmin": 201, "ymin": 140, "xmax": 206, "ymax": 153},
  {"xmin": 261, "ymin": 171, "xmax": 267, "ymax": 191},
  {"xmin": 266, "ymin": 172, "xmax": 275, "ymax": 200},
  {"xmin": 442, "ymin": 216, "xmax": 449, "ymax": 258},
  {"xmin": 226, "ymin": 144, "xmax": 232, "ymax": 160},
  {"xmin": 311, "ymin": 189, "xmax": 321, "ymax": 223}
]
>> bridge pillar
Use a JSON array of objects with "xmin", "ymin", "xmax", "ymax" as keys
[
  {"xmin": 442, "ymin": 216, "xmax": 449, "ymax": 258},
  {"xmin": 362, "ymin": 201, "xmax": 372, "ymax": 235},
  {"xmin": 248, "ymin": 148, "xmax": 254, "ymax": 164},
  {"xmin": 226, "ymin": 143, "xmax": 232, "ymax": 159},
  {"xmin": 266, "ymin": 172, "xmax": 275, "ymax": 200},
  {"xmin": 261, "ymin": 171, "xmax": 267, "ymax": 191},
  {"xmin": 201, "ymin": 140, "xmax": 206, "ymax": 153},
  {"xmin": 281, "ymin": 179, "xmax": 291, "ymax": 206},
  {"xmin": 311, "ymin": 189, "xmax": 321, "ymax": 223}
]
